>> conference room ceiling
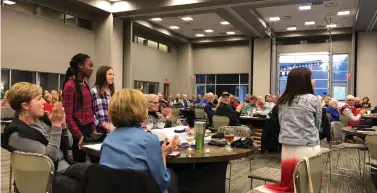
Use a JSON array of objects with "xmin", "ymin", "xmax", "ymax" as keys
[
  {"xmin": 256, "ymin": 0, "xmax": 359, "ymax": 32},
  {"xmin": 148, "ymin": 13, "xmax": 243, "ymax": 38}
]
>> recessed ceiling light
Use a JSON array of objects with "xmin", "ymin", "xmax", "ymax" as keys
[
  {"xmin": 305, "ymin": 21, "xmax": 316, "ymax": 25},
  {"xmin": 182, "ymin": 17, "xmax": 193, "ymax": 21},
  {"xmin": 220, "ymin": 21, "xmax": 230, "ymax": 25},
  {"xmin": 196, "ymin": 34, "xmax": 204, "ymax": 37},
  {"xmin": 327, "ymin": 24, "xmax": 337, "ymax": 28},
  {"xmin": 299, "ymin": 5, "xmax": 311, "ymax": 10},
  {"xmin": 287, "ymin": 26, "xmax": 297, "ymax": 31},
  {"xmin": 3, "ymin": 0, "xmax": 16, "ymax": 5},
  {"xmin": 269, "ymin": 17, "xmax": 280, "ymax": 21},
  {"xmin": 169, "ymin": 26, "xmax": 180, "ymax": 29},
  {"xmin": 226, "ymin": 31, "xmax": 235, "ymax": 35},
  {"xmin": 204, "ymin": 29, "xmax": 214, "ymax": 33},
  {"xmin": 151, "ymin": 18, "xmax": 162, "ymax": 21},
  {"xmin": 337, "ymin": 10, "xmax": 350, "ymax": 15}
]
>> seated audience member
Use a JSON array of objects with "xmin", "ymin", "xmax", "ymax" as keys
[
  {"xmin": 326, "ymin": 98, "xmax": 340, "ymax": 122},
  {"xmin": 245, "ymin": 94, "xmax": 251, "ymax": 103},
  {"xmin": 322, "ymin": 95, "xmax": 331, "ymax": 108},
  {"xmin": 43, "ymin": 90, "xmax": 50, "ymax": 96},
  {"xmin": 51, "ymin": 90, "xmax": 61, "ymax": 102},
  {"xmin": 158, "ymin": 93, "xmax": 169, "ymax": 111},
  {"xmin": 167, "ymin": 95, "xmax": 173, "ymax": 107},
  {"xmin": 1, "ymin": 82, "xmax": 90, "ymax": 193},
  {"xmin": 362, "ymin": 97, "xmax": 371, "ymax": 109},
  {"xmin": 146, "ymin": 94, "xmax": 172, "ymax": 129},
  {"xmin": 353, "ymin": 97, "xmax": 363, "ymax": 109},
  {"xmin": 1, "ymin": 90, "xmax": 10, "ymax": 107},
  {"xmin": 190, "ymin": 94, "xmax": 196, "ymax": 103},
  {"xmin": 256, "ymin": 96, "xmax": 264, "ymax": 109},
  {"xmin": 320, "ymin": 104, "xmax": 331, "ymax": 142},
  {"xmin": 263, "ymin": 94, "xmax": 273, "ymax": 114},
  {"xmin": 194, "ymin": 94, "xmax": 202, "ymax": 104},
  {"xmin": 270, "ymin": 94, "xmax": 277, "ymax": 108},
  {"xmin": 172, "ymin": 94, "xmax": 183, "ymax": 108},
  {"xmin": 241, "ymin": 95, "xmax": 258, "ymax": 114},
  {"xmin": 182, "ymin": 94, "xmax": 191, "ymax": 108},
  {"xmin": 216, "ymin": 92, "xmax": 244, "ymax": 126},
  {"xmin": 213, "ymin": 95, "xmax": 219, "ymax": 105},
  {"xmin": 100, "ymin": 89, "xmax": 179, "ymax": 193},
  {"xmin": 204, "ymin": 92, "xmax": 216, "ymax": 127},
  {"xmin": 200, "ymin": 94, "xmax": 208, "ymax": 107},
  {"xmin": 229, "ymin": 94, "xmax": 239, "ymax": 110},
  {"xmin": 341, "ymin": 95, "xmax": 369, "ymax": 126},
  {"xmin": 43, "ymin": 93, "xmax": 53, "ymax": 113}
]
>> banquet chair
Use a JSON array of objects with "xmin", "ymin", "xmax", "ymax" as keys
[
  {"xmin": 365, "ymin": 135, "xmax": 377, "ymax": 184},
  {"xmin": 194, "ymin": 108, "xmax": 206, "ymax": 120},
  {"xmin": 11, "ymin": 151, "xmax": 54, "ymax": 193},
  {"xmin": 339, "ymin": 115, "xmax": 349, "ymax": 127},
  {"xmin": 212, "ymin": 115, "xmax": 229, "ymax": 130},
  {"xmin": 248, "ymin": 152, "xmax": 326, "ymax": 193},
  {"xmin": 330, "ymin": 121, "xmax": 365, "ymax": 178}
]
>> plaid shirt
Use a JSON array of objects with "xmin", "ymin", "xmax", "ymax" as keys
[
  {"xmin": 90, "ymin": 87, "xmax": 111, "ymax": 133},
  {"xmin": 62, "ymin": 77, "xmax": 95, "ymax": 139}
]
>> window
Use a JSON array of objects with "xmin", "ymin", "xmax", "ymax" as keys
[
  {"xmin": 59, "ymin": 74, "xmax": 66, "ymax": 90},
  {"xmin": 77, "ymin": 18, "xmax": 93, "ymax": 30},
  {"xmin": 133, "ymin": 36, "xmax": 171, "ymax": 53},
  {"xmin": 134, "ymin": 80, "xmax": 159, "ymax": 94},
  {"xmin": 148, "ymin": 40, "xmax": 158, "ymax": 49},
  {"xmin": 332, "ymin": 54, "xmax": 348, "ymax": 100},
  {"xmin": 39, "ymin": 6, "xmax": 64, "ymax": 22},
  {"xmin": 159, "ymin": 43, "xmax": 169, "ymax": 52},
  {"xmin": 39, "ymin": 72, "xmax": 59, "ymax": 92},
  {"xmin": 11, "ymin": 70, "xmax": 36, "ymax": 85},
  {"xmin": 195, "ymin": 74, "xmax": 249, "ymax": 102},
  {"xmin": 65, "ymin": 14, "xmax": 77, "ymax": 26},
  {"xmin": 278, "ymin": 52, "xmax": 329, "ymax": 96},
  {"xmin": 1, "ymin": 69, "xmax": 10, "ymax": 98}
]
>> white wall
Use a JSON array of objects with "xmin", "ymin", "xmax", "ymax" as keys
[
  {"xmin": 130, "ymin": 43, "xmax": 179, "ymax": 94},
  {"xmin": 1, "ymin": 7, "xmax": 95, "ymax": 74},
  {"xmin": 253, "ymin": 38, "xmax": 271, "ymax": 96},
  {"xmin": 178, "ymin": 44, "xmax": 194, "ymax": 96},
  {"xmin": 193, "ymin": 44, "xmax": 251, "ymax": 74},
  {"xmin": 357, "ymin": 32, "xmax": 377, "ymax": 105},
  {"xmin": 278, "ymin": 40, "xmax": 352, "ymax": 54}
]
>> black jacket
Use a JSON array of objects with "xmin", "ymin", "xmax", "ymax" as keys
[
  {"xmin": 261, "ymin": 105, "xmax": 281, "ymax": 153},
  {"xmin": 216, "ymin": 102, "xmax": 240, "ymax": 126},
  {"xmin": 78, "ymin": 164, "xmax": 161, "ymax": 193},
  {"xmin": 319, "ymin": 107, "xmax": 331, "ymax": 142}
]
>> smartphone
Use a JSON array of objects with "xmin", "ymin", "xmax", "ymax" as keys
[{"xmin": 168, "ymin": 151, "xmax": 181, "ymax": 157}]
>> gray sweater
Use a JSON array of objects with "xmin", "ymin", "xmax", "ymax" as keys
[
  {"xmin": 8, "ymin": 120, "xmax": 73, "ymax": 173},
  {"xmin": 278, "ymin": 94, "xmax": 322, "ymax": 147}
]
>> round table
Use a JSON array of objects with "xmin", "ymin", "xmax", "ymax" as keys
[
  {"xmin": 82, "ymin": 143, "xmax": 252, "ymax": 193},
  {"xmin": 342, "ymin": 127, "xmax": 376, "ymax": 138},
  {"xmin": 363, "ymin": 115, "xmax": 377, "ymax": 120},
  {"xmin": 239, "ymin": 115, "xmax": 269, "ymax": 121}
]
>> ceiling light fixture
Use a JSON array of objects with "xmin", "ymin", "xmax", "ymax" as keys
[
  {"xmin": 305, "ymin": 21, "xmax": 316, "ymax": 25},
  {"xmin": 204, "ymin": 29, "xmax": 214, "ymax": 33},
  {"xmin": 169, "ymin": 26, "xmax": 180, "ymax": 29},
  {"xmin": 196, "ymin": 34, "xmax": 204, "ymax": 37},
  {"xmin": 299, "ymin": 5, "xmax": 311, "ymax": 10},
  {"xmin": 182, "ymin": 17, "xmax": 193, "ymax": 21},
  {"xmin": 269, "ymin": 17, "xmax": 280, "ymax": 21},
  {"xmin": 151, "ymin": 18, "xmax": 162, "ymax": 21},
  {"xmin": 3, "ymin": 0, "xmax": 16, "ymax": 5},
  {"xmin": 226, "ymin": 31, "xmax": 235, "ymax": 35},
  {"xmin": 327, "ymin": 24, "xmax": 337, "ymax": 28},
  {"xmin": 220, "ymin": 21, "xmax": 230, "ymax": 25},
  {"xmin": 337, "ymin": 10, "xmax": 350, "ymax": 15},
  {"xmin": 287, "ymin": 26, "xmax": 297, "ymax": 31}
]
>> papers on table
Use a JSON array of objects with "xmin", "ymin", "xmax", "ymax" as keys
[
  {"xmin": 83, "ymin": 143, "xmax": 102, "ymax": 151},
  {"xmin": 151, "ymin": 126, "xmax": 212, "ymax": 145}
]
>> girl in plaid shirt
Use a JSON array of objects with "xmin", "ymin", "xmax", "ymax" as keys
[
  {"xmin": 62, "ymin": 53, "xmax": 96, "ymax": 163},
  {"xmin": 91, "ymin": 66, "xmax": 115, "ymax": 134}
]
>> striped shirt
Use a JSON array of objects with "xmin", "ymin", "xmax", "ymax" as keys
[
  {"xmin": 62, "ymin": 77, "xmax": 95, "ymax": 139},
  {"xmin": 90, "ymin": 87, "xmax": 111, "ymax": 133}
]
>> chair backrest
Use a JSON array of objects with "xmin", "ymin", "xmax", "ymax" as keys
[
  {"xmin": 11, "ymin": 151, "xmax": 54, "ymax": 193},
  {"xmin": 294, "ymin": 153, "xmax": 326, "ymax": 193},
  {"xmin": 212, "ymin": 115, "xmax": 229, "ymax": 129},
  {"xmin": 194, "ymin": 108, "xmax": 205, "ymax": 119},
  {"xmin": 1, "ymin": 106, "xmax": 15, "ymax": 119},
  {"xmin": 79, "ymin": 164, "xmax": 161, "ymax": 193},
  {"xmin": 339, "ymin": 114, "xmax": 349, "ymax": 127},
  {"xmin": 172, "ymin": 108, "xmax": 180, "ymax": 116},
  {"xmin": 366, "ymin": 135, "xmax": 377, "ymax": 160},
  {"xmin": 218, "ymin": 125, "xmax": 251, "ymax": 138},
  {"xmin": 330, "ymin": 121, "xmax": 344, "ymax": 143},
  {"xmin": 170, "ymin": 115, "xmax": 178, "ymax": 125}
]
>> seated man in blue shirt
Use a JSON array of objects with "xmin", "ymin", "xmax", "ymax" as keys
[
  {"xmin": 204, "ymin": 92, "xmax": 216, "ymax": 127},
  {"xmin": 326, "ymin": 98, "xmax": 340, "ymax": 122},
  {"xmin": 100, "ymin": 89, "xmax": 180, "ymax": 193}
]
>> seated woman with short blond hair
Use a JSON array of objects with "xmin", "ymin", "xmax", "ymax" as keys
[
  {"xmin": 145, "ymin": 94, "xmax": 172, "ymax": 129},
  {"xmin": 100, "ymin": 89, "xmax": 179, "ymax": 193}
]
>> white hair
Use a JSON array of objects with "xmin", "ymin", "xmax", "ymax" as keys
[
  {"xmin": 207, "ymin": 92, "xmax": 214, "ymax": 97},
  {"xmin": 346, "ymin": 95, "xmax": 355, "ymax": 100},
  {"xmin": 329, "ymin": 98, "xmax": 338, "ymax": 105}
]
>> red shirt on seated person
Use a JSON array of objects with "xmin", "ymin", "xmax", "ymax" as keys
[
  {"xmin": 340, "ymin": 95, "xmax": 366, "ymax": 127},
  {"xmin": 229, "ymin": 94, "xmax": 239, "ymax": 110}
]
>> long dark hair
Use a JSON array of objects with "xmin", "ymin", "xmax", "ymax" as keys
[
  {"xmin": 277, "ymin": 67, "xmax": 314, "ymax": 106},
  {"xmin": 94, "ymin": 66, "xmax": 114, "ymax": 98},
  {"xmin": 63, "ymin": 53, "xmax": 90, "ymax": 105}
]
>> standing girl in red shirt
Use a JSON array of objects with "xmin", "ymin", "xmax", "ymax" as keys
[{"xmin": 62, "ymin": 53, "xmax": 96, "ymax": 163}]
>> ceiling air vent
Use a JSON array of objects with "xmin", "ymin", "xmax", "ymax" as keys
[
  {"xmin": 325, "ymin": 2, "xmax": 337, "ymax": 7},
  {"xmin": 192, "ymin": 28, "xmax": 203, "ymax": 32},
  {"xmin": 226, "ymin": 27, "xmax": 237, "ymax": 30},
  {"xmin": 312, "ymin": 1, "xmax": 323, "ymax": 5},
  {"xmin": 316, "ymin": 25, "xmax": 326, "ymax": 28},
  {"xmin": 326, "ymin": 12, "xmax": 337, "ymax": 16},
  {"xmin": 280, "ymin": 16, "xmax": 292, "ymax": 20},
  {"xmin": 169, "ymin": 17, "xmax": 180, "ymax": 20},
  {"xmin": 219, "ymin": 32, "xmax": 226, "ymax": 35}
]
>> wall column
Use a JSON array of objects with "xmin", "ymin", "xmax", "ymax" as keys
[
  {"xmin": 253, "ymin": 38, "xmax": 272, "ymax": 96},
  {"xmin": 178, "ymin": 43, "xmax": 194, "ymax": 96}
]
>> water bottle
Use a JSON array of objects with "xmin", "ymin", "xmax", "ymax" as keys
[{"xmin": 195, "ymin": 121, "xmax": 206, "ymax": 150}]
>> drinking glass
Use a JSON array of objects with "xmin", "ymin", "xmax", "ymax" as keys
[
  {"xmin": 224, "ymin": 127, "xmax": 235, "ymax": 150},
  {"xmin": 146, "ymin": 122, "xmax": 153, "ymax": 130},
  {"xmin": 367, "ymin": 109, "xmax": 371, "ymax": 115},
  {"xmin": 186, "ymin": 131, "xmax": 195, "ymax": 151}
]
